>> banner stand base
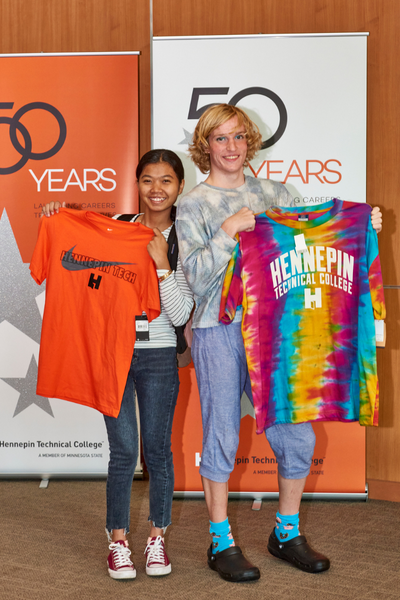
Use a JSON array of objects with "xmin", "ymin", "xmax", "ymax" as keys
[
  {"xmin": 0, "ymin": 467, "xmax": 143, "ymax": 481},
  {"xmin": 174, "ymin": 487, "xmax": 368, "ymax": 502}
]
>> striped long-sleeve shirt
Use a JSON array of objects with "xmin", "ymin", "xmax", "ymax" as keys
[{"xmin": 113, "ymin": 214, "xmax": 193, "ymax": 348}]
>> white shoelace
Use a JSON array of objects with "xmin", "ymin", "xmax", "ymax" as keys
[
  {"xmin": 144, "ymin": 536, "xmax": 165, "ymax": 564},
  {"xmin": 109, "ymin": 542, "xmax": 133, "ymax": 568}
]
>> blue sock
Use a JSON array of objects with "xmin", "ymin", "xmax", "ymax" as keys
[
  {"xmin": 209, "ymin": 518, "xmax": 235, "ymax": 554},
  {"xmin": 275, "ymin": 511, "xmax": 300, "ymax": 542}
]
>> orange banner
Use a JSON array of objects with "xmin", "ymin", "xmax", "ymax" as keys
[
  {"xmin": 0, "ymin": 53, "xmax": 139, "ymax": 478},
  {"xmin": 0, "ymin": 53, "xmax": 139, "ymax": 262},
  {"xmin": 173, "ymin": 364, "xmax": 366, "ymax": 495}
]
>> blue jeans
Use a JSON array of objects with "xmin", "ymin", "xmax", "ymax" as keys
[{"xmin": 104, "ymin": 347, "xmax": 179, "ymax": 533}]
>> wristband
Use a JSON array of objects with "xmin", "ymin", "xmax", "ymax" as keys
[{"xmin": 158, "ymin": 269, "xmax": 173, "ymax": 283}]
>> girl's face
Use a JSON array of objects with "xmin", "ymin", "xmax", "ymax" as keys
[{"xmin": 137, "ymin": 161, "xmax": 184, "ymax": 215}]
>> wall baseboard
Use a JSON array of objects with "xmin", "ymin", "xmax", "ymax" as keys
[{"xmin": 367, "ymin": 479, "xmax": 400, "ymax": 502}]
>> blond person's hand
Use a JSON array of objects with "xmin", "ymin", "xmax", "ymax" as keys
[
  {"xmin": 41, "ymin": 201, "xmax": 65, "ymax": 217},
  {"xmin": 221, "ymin": 207, "xmax": 256, "ymax": 239},
  {"xmin": 371, "ymin": 206, "xmax": 382, "ymax": 233},
  {"xmin": 147, "ymin": 228, "xmax": 171, "ymax": 270}
]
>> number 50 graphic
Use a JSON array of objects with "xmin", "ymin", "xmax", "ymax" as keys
[
  {"xmin": 187, "ymin": 87, "xmax": 288, "ymax": 149},
  {"xmin": 0, "ymin": 102, "xmax": 67, "ymax": 175}
]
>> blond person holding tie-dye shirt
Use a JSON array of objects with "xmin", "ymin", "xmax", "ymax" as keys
[{"xmin": 176, "ymin": 104, "xmax": 383, "ymax": 582}]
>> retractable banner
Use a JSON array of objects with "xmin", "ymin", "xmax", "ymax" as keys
[
  {"xmin": 153, "ymin": 34, "xmax": 368, "ymax": 496},
  {"xmin": 0, "ymin": 53, "xmax": 139, "ymax": 477}
]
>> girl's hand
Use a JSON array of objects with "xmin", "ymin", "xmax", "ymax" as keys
[
  {"xmin": 371, "ymin": 206, "xmax": 382, "ymax": 233},
  {"xmin": 42, "ymin": 201, "xmax": 65, "ymax": 217},
  {"xmin": 147, "ymin": 228, "xmax": 171, "ymax": 270}
]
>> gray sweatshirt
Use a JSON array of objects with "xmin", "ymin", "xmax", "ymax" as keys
[{"xmin": 176, "ymin": 175, "xmax": 293, "ymax": 329}]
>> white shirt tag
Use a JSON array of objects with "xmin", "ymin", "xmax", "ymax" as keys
[
  {"xmin": 294, "ymin": 233, "xmax": 307, "ymax": 253},
  {"xmin": 375, "ymin": 320, "xmax": 386, "ymax": 347}
]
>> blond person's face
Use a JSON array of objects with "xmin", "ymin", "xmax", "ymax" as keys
[{"xmin": 206, "ymin": 116, "xmax": 248, "ymax": 179}]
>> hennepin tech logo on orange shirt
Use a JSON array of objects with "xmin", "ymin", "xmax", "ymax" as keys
[{"xmin": 60, "ymin": 246, "xmax": 135, "ymax": 272}]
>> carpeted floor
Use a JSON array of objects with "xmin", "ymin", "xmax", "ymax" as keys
[{"xmin": 1, "ymin": 479, "xmax": 399, "ymax": 599}]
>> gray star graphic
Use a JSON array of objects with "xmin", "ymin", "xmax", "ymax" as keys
[
  {"xmin": 2, "ymin": 354, "xmax": 54, "ymax": 418},
  {"xmin": 0, "ymin": 208, "xmax": 44, "ymax": 344},
  {"xmin": 178, "ymin": 128, "xmax": 193, "ymax": 146},
  {"xmin": 241, "ymin": 391, "xmax": 255, "ymax": 419}
]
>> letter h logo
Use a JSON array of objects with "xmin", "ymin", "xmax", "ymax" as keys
[
  {"xmin": 304, "ymin": 288, "xmax": 322, "ymax": 309},
  {"xmin": 88, "ymin": 273, "xmax": 102, "ymax": 289}
]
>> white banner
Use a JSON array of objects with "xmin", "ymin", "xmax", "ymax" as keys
[
  {"xmin": 153, "ymin": 33, "xmax": 367, "ymax": 206},
  {"xmin": 153, "ymin": 34, "xmax": 368, "ymax": 496}
]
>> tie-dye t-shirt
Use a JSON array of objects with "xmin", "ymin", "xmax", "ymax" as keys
[{"xmin": 219, "ymin": 199, "xmax": 385, "ymax": 433}]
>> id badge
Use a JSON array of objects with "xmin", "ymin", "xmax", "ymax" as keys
[{"xmin": 135, "ymin": 315, "xmax": 149, "ymax": 341}]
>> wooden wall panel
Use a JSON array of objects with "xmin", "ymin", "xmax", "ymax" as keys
[{"xmin": 367, "ymin": 288, "xmax": 400, "ymax": 481}]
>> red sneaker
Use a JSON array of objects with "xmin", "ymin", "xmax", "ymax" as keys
[
  {"xmin": 107, "ymin": 539, "xmax": 136, "ymax": 580},
  {"xmin": 144, "ymin": 536, "xmax": 171, "ymax": 576}
]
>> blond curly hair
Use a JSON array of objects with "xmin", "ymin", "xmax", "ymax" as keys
[{"xmin": 188, "ymin": 104, "xmax": 262, "ymax": 174}]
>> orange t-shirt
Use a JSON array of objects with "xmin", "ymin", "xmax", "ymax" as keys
[{"xmin": 30, "ymin": 208, "xmax": 160, "ymax": 417}]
